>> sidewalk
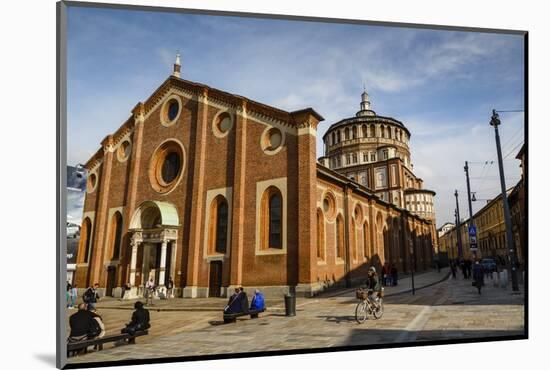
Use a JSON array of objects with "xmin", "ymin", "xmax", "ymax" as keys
[
  {"xmin": 85, "ymin": 268, "xmax": 450, "ymax": 313},
  {"xmin": 318, "ymin": 267, "xmax": 451, "ymax": 299}
]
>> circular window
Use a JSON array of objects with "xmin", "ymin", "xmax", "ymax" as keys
[
  {"xmin": 87, "ymin": 173, "xmax": 97, "ymax": 193},
  {"xmin": 117, "ymin": 140, "xmax": 132, "ymax": 162},
  {"xmin": 160, "ymin": 95, "xmax": 182, "ymax": 127},
  {"xmin": 261, "ymin": 127, "xmax": 284, "ymax": 154},
  {"xmin": 322, "ymin": 191, "xmax": 336, "ymax": 221},
  {"xmin": 212, "ymin": 111, "xmax": 233, "ymax": 138},
  {"xmin": 149, "ymin": 140, "xmax": 185, "ymax": 194}
]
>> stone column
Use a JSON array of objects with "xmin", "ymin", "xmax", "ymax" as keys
[
  {"xmin": 169, "ymin": 240, "xmax": 178, "ymax": 286},
  {"xmin": 129, "ymin": 240, "xmax": 138, "ymax": 286},
  {"xmin": 229, "ymin": 101, "xmax": 247, "ymax": 288},
  {"xmin": 184, "ymin": 88, "xmax": 209, "ymax": 298},
  {"xmin": 158, "ymin": 240, "xmax": 168, "ymax": 287}
]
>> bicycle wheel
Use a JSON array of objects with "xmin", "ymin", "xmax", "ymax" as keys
[
  {"xmin": 355, "ymin": 301, "xmax": 368, "ymax": 324},
  {"xmin": 373, "ymin": 298, "xmax": 384, "ymax": 319}
]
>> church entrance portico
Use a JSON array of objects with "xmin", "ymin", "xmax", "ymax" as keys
[{"xmin": 125, "ymin": 201, "xmax": 179, "ymax": 299}]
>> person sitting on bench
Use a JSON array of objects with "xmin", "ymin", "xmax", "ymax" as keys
[
  {"xmin": 121, "ymin": 301, "xmax": 150, "ymax": 335},
  {"xmin": 68, "ymin": 303, "xmax": 102, "ymax": 343},
  {"xmin": 250, "ymin": 289, "xmax": 265, "ymax": 311},
  {"xmin": 224, "ymin": 287, "xmax": 249, "ymax": 314}
]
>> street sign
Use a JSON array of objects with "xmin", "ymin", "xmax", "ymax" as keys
[
  {"xmin": 468, "ymin": 226, "xmax": 476, "ymax": 237},
  {"xmin": 468, "ymin": 225, "xmax": 477, "ymax": 251}
]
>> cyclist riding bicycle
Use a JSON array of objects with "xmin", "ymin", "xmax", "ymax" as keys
[{"xmin": 365, "ymin": 266, "xmax": 381, "ymax": 302}]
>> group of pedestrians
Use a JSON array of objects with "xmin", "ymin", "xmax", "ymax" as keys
[
  {"xmin": 380, "ymin": 263, "xmax": 398, "ymax": 286},
  {"xmin": 449, "ymin": 258, "xmax": 487, "ymax": 295}
]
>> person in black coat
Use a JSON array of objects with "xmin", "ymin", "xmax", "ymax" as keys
[
  {"xmin": 473, "ymin": 261, "xmax": 485, "ymax": 294},
  {"xmin": 224, "ymin": 287, "xmax": 249, "ymax": 314},
  {"xmin": 68, "ymin": 303, "xmax": 101, "ymax": 342},
  {"xmin": 121, "ymin": 301, "xmax": 151, "ymax": 335}
]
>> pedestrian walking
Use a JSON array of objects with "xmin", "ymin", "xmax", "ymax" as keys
[
  {"xmin": 83, "ymin": 283, "xmax": 100, "ymax": 311},
  {"xmin": 145, "ymin": 277, "xmax": 155, "ymax": 306},
  {"xmin": 466, "ymin": 259, "xmax": 472, "ymax": 279},
  {"xmin": 70, "ymin": 284, "xmax": 78, "ymax": 308},
  {"xmin": 66, "ymin": 283, "xmax": 72, "ymax": 308},
  {"xmin": 391, "ymin": 265, "xmax": 398, "ymax": 286},
  {"xmin": 450, "ymin": 261, "xmax": 457, "ymax": 279},
  {"xmin": 166, "ymin": 276, "xmax": 174, "ymax": 299},
  {"xmin": 473, "ymin": 260, "xmax": 484, "ymax": 294}
]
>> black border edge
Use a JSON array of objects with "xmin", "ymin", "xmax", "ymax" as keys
[
  {"xmin": 58, "ymin": 1, "xmax": 529, "ymax": 369},
  {"xmin": 57, "ymin": 1, "xmax": 68, "ymax": 369}
]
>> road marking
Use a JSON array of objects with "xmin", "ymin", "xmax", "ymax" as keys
[{"xmin": 394, "ymin": 285, "xmax": 449, "ymax": 343}]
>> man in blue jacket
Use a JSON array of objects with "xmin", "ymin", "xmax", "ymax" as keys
[{"xmin": 250, "ymin": 289, "xmax": 265, "ymax": 311}]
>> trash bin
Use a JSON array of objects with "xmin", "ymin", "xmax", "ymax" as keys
[{"xmin": 284, "ymin": 294, "xmax": 296, "ymax": 316}]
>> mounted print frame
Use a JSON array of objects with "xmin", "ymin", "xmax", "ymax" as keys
[{"xmin": 57, "ymin": 1, "xmax": 528, "ymax": 368}]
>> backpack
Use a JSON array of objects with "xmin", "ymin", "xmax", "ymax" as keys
[{"xmin": 83, "ymin": 289, "xmax": 93, "ymax": 303}]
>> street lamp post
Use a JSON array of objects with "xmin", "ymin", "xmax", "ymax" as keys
[
  {"xmin": 454, "ymin": 190, "xmax": 463, "ymax": 259},
  {"xmin": 464, "ymin": 161, "xmax": 477, "ymax": 259},
  {"xmin": 490, "ymin": 109, "xmax": 519, "ymax": 291}
]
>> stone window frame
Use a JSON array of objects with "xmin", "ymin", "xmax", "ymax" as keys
[
  {"xmin": 321, "ymin": 189, "xmax": 337, "ymax": 222},
  {"xmin": 316, "ymin": 208, "xmax": 327, "ymax": 265},
  {"xmin": 159, "ymin": 94, "xmax": 183, "ymax": 127},
  {"xmin": 148, "ymin": 138, "xmax": 186, "ymax": 195},
  {"xmin": 116, "ymin": 139, "xmax": 132, "ymax": 163},
  {"xmin": 212, "ymin": 110, "xmax": 234, "ymax": 139},
  {"xmin": 260, "ymin": 126, "xmax": 286, "ymax": 156},
  {"xmin": 335, "ymin": 213, "xmax": 345, "ymax": 264},
  {"xmin": 203, "ymin": 187, "xmax": 233, "ymax": 261},
  {"xmin": 86, "ymin": 170, "xmax": 98, "ymax": 194},
  {"xmin": 106, "ymin": 207, "xmax": 124, "ymax": 262},
  {"xmin": 255, "ymin": 177, "xmax": 287, "ymax": 256},
  {"xmin": 78, "ymin": 212, "xmax": 95, "ymax": 265}
]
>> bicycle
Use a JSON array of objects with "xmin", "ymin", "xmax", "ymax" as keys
[{"xmin": 355, "ymin": 287, "xmax": 384, "ymax": 324}]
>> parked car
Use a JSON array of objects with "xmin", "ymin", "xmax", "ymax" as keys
[
  {"xmin": 480, "ymin": 258, "xmax": 496, "ymax": 272},
  {"xmin": 67, "ymin": 222, "xmax": 81, "ymax": 238}
]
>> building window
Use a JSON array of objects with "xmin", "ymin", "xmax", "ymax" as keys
[
  {"xmin": 160, "ymin": 95, "xmax": 182, "ymax": 126},
  {"xmin": 370, "ymin": 152, "xmax": 376, "ymax": 162},
  {"xmin": 336, "ymin": 131, "xmax": 341, "ymax": 143},
  {"xmin": 117, "ymin": 139, "xmax": 132, "ymax": 162},
  {"xmin": 149, "ymin": 139, "xmax": 186, "ymax": 194},
  {"xmin": 370, "ymin": 125, "xmax": 376, "ymax": 137},
  {"xmin": 346, "ymin": 154, "xmax": 351, "ymax": 164},
  {"xmin": 213, "ymin": 111, "xmax": 233, "ymax": 137},
  {"xmin": 331, "ymin": 132, "xmax": 336, "ymax": 145},
  {"xmin": 363, "ymin": 222, "xmax": 369, "ymax": 259},
  {"xmin": 323, "ymin": 191, "xmax": 337, "ymax": 221},
  {"xmin": 210, "ymin": 196, "xmax": 229, "ymax": 253},
  {"xmin": 352, "ymin": 126, "xmax": 357, "ymax": 139},
  {"xmin": 269, "ymin": 193, "xmax": 282, "ymax": 248},
  {"xmin": 261, "ymin": 127, "xmax": 284, "ymax": 154},
  {"xmin": 363, "ymin": 152, "xmax": 368, "ymax": 162},
  {"xmin": 344, "ymin": 127, "xmax": 350, "ymax": 140},
  {"xmin": 336, "ymin": 214, "xmax": 344, "ymax": 259},
  {"xmin": 110, "ymin": 212, "xmax": 123, "ymax": 260},
  {"xmin": 80, "ymin": 217, "xmax": 92, "ymax": 263},
  {"xmin": 352, "ymin": 153, "xmax": 357, "ymax": 163},
  {"xmin": 260, "ymin": 186, "xmax": 283, "ymax": 250},
  {"xmin": 317, "ymin": 209, "xmax": 325, "ymax": 261},
  {"xmin": 383, "ymin": 150, "xmax": 388, "ymax": 160},
  {"xmin": 362, "ymin": 124, "xmax": 368, "ymax": 137}
]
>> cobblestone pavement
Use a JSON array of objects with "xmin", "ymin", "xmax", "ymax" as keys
[{"xmin": 67, "ymin": 269, "xmax": 524, "ymax": 365}]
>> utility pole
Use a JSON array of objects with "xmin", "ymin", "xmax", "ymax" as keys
[
  {"xmin": 464, "ymin": 161, "xmax": 477, "ymax": 259},
  {"xmin": 490, "ymin": 110, "xmax": 519, "ymax": 291},
  {"xmin": 454, "ymin": 190, "xmax": 463, "ymax": 259}
]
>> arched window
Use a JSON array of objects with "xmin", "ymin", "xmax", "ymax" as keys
[
  {"xmin": 351, "ymin": 217, "xmax": 357, "ymax": 261},
  {"xmin": 370, "ymin": 125, "xmax": 376, "ymax": 137},
  {"xmin": 336, "ymin": 214, "xmax": 344, "ymax": 259},
  {"xmin": 110, "ymin": 212, "xmax": 123, "ymax": 260},
  {"xmin": 269, "ymin": 193, "xmax": 282, "ymax": 248},
  {"xmin": 317, "ymin": 209, "xmax": 325, "ymax": 261},
  {"xmin": 386, "ymin": 126, "xmax": 391, "ymax": 139},
  {"xmin": 80, "ymin": 218, "xmax": 92, "ymax": 263},
  {"xmin": 362, "ymin": 124, "xmax": 368, "ymax": 138},
  {"xmin": 352, "ymin": 126, "xmax": 357, "ymax": 139},
  {"xmin": 380, "ymin": 125, "xmax": 385, "ymax": 138},
  {"xmin": 344, "ymin": 127, "xmax": 350, "ymax": 140},
  {"xmin": 363, "ymin": 222, "xmax": 369, "ymax": 259},
  {"xmin": 208, "ymin": 195, "xmax": 229, "ymax": 254},
  {"xmin": 336, "ymin": 131, "xmax": 341, "ymax": 143},
  {"xmin": 261, "ymin": 187, "xmax": 283, "ymax": 250},
  {"xmin": 331, "ymin": 132, "xmax": 335, "ymax": 145}
]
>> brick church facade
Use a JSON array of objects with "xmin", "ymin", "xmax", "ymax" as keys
[{"xmin": 74, "ymin": 56, "xmax": 435, "ymax": 298}]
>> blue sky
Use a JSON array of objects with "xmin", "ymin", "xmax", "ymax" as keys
[{"xmin": 67, "ymin": 5, "xmax": 525, "ymax": 227}]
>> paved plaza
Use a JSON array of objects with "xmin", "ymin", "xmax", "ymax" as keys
[{"xmin": 66, "ymin": 268, "xmax": 525, "ymax": 365}]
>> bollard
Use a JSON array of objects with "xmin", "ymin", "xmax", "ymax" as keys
[
  {"xmin": 492, "ymin": 272, "xmax": 499, "ymax": 287},
  {"xmin": 284, "ymin": 294, "xmax": 296, "ymax": 316}
]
